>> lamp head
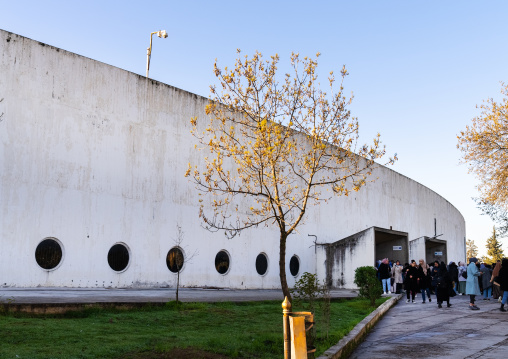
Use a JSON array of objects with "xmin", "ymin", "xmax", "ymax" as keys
[{"xmin": 158, "ymin": 30, "xmax": 168, "ymax": 38}]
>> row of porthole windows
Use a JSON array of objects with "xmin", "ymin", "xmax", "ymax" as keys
[{"xmin": 34, "ymin": 238, "xmax": 302, "ymax": 276}]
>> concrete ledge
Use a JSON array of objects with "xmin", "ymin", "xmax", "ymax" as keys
[
  {"xmin": 0, "ymin": 302, "xmax": 166, "ymax": 315},
  {"xmin": 317, "ymin": 295, "xmax": 402, "ymax": 359}
]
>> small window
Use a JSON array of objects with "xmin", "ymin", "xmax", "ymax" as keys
[
  {"xmin": 256, "ymin": 253, "xmax": 268, "ymax": 276},
  {"xmin": 35, "ymin": 238, "xmax": 63, "ymax": 270},
  {"xmin": 167, "ymin": 247, "xmax": 185, "ymax": 273},
  {"xmin": 108, "ymin": 243, "xmax": 130, "ymax": 272},
  {"xmin": 289, "ymin": 255, "xmax": 300, "ymax": 277},
  {"xmin": 215, "ymin": 250, "xmax": 230, "ymax": 275}
]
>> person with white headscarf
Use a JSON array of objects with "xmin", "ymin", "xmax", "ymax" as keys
[{"xmin": 458, "ymin": 261, "xmax": 467, "ymax": 295}]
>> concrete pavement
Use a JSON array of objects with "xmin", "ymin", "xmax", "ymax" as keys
[
  {"xmin": 348, "ymin": 294, "xmax": 508, "ymax": 359},
  {"xmin": 0, "ymin": 287, "xmax": 358, "ymax": 304}
]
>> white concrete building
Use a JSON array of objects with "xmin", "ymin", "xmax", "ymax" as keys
[{"xmin": 0, "ymin": 29, "xmax": 466, "ymax": 290}]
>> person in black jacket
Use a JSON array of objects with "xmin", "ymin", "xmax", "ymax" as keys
[
  {"xmin": 378, "ymin": 258, "xmax": 392, "ymax": 295},
  {"xmin": 404, "ymin": 260, "xmax": 420, "ymax": 303},
  {"xmin": 418, "ymin": 259, "xmax": 432, "ymax": 303},
  {"xmin": 448, "ymin": 261, "xmax": 459, "ymax": 294},
  {"xmin": 430, "ymin": 261, "xmax": 440, "ymax": 295},
  {"xmin": 496, "ymin": 258, "xmax": 508, "ymax": 311},
  {"xmin": 436, "ymin": 261, "xmax": 453, "ymax": 308}
]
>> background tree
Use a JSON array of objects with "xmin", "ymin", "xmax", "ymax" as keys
[
  {"xmin": 168, "ymin": 225, "xmax": 198, "ymax": 304},
  {"xmin": 485, "ymin": 226, "xmax": 504, "ymax": 263},
  {"xmin": 187, "ymin": 51, "xmax": 395, "ymax": 301},
  {"xmin": 466, "ymin": 238, "xmax": 478, "ymax": 259},
  {"xmin": 458, "ymin": 83, "xmax": 508, "ymax": 233},
  {"xmin": 476, "ymin": 199, "xmax": 508, "ymax": 237}
]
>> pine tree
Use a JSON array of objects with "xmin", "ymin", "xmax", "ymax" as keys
[
  {"xmin": 485, "ymin": 227, "xmax": 504, "ymax": 263},
  {"xmin": 466, "ymin": 238, "xmax": 478, "ymax": 259}
]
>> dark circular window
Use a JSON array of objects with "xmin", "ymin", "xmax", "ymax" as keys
[
  {"xmin": 108, "ymin": 243, "xmax": 130, "ymax": 272},
  {"xmin": 289, "ymin": 255, "xmax": 300, "ymax": 277},
  {"xmin": 167, "ymin": 247, "xmax": 184, "ymax": 273},
  {"xmin": 215, "ymin": 250, "xmax": 230, "ymax": 275},
  {"xmin": 256, "ymin": 253, "xmax": 268, "ymax": 275},
  {"xmin": 35, "ymin": 238, "xmax": 63, "ymax": 270}
]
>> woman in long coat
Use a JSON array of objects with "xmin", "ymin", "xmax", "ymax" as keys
[
  {"xmin": 466, "ymin": 257, "xmax": 483, "ymax": 310},
  {"xmin": 491, "ymin": 260, "xmax": 502, "ymax": 300},
  {"xmin": 404, "ymin": 261, "xmax": 419, "ymax": 303},
  {"xmin": 436, "ymin": 261, "xmax": 453, "ymax": 308},
  {"xmin": 418, "ymin": 259, "xmax": 432, "ymax": 303},
  {"xmin": 392, "ymin": 260, "xmax": 404, "ymax": 294},
  {"xmin": 481, "ymin": 264, "xmax": 492, "ymax": 300},
  {"xmin": 496, "ymin": 258, "xmax": 508, "ymax": 311}
]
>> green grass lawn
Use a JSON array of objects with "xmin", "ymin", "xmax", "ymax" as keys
[{"xmin": 0, "ymin": 298, "xmax": 388, "ymax": 359}]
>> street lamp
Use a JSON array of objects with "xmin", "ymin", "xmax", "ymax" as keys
[{"xmin": 146, "ymin": 30, "xmax": 168, "ymax": 78}]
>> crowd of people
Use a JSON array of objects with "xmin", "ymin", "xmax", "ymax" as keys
[{"xmin": 376, "ymin": 257, "xmax": 508, "ymax": 311}]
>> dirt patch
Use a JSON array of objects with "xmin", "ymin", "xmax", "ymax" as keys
[{"xmin": 122, "ymin": 348, "xmax": 230, "ymax": 359}]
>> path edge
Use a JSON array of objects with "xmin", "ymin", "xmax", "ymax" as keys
[{"xmin": 317, "ymin": 294, "xmax": 402, "ymax": 359}]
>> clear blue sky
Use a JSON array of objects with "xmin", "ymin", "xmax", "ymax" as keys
[{"xmin": 2, "ymin": 0, "xmax": 507, "ymax": 257}]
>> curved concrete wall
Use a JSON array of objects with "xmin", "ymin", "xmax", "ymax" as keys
[{"xmin": 0, "ymin": 30, "xmax": 465, "ymax": 289}]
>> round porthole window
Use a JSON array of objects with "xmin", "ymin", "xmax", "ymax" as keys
[
  {"xmin": 256, "ymin": 253, "xmax": 268, "ymax": 276},
  {"xmin": 289, "ymin": 255, "xmax": 300, "ymax": 277},
  {"xmin": 107, "ymin": 243, "xmax": 130, "ymax": 272},
  {"xmin": 215, "ymin": 250, "xmax": 230, "ymax": 275},
  {"xmin": 35, "ymin": 238, "xmax": 63, "ymax": 270},
  {"xmin": 167, "ymin": 247, "xmax": 185, "ymax": 273}
]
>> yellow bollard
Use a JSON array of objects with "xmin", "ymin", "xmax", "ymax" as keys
[
  {"xmin": 289, "ymin": 316, "xmax": 307, "ymax": 359},
  {"xmin": 282, "ymin": 296, "xmax": 292, "ymax": 359},
  {"xmin": 283, "ymin": 297, "xmax": 316, "ymax": 359}
]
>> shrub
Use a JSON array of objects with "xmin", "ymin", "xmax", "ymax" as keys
[
  {"xmin": 291, "ymin": 272, "xmax": 324, "ymax": 312},
  {"xmin": 354, "ymin": 266, "xmax": 382, "ymax": 306}
]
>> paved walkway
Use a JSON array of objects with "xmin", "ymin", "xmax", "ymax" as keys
[
  {"xmin": 348, "ymin": 294, "xmax": 508, "ymax": 359},
  {"xmin": 0, "ymin": 287, "xmax": 358, "ymax": 304}
]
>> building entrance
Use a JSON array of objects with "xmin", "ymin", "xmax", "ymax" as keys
[
  {"xmin": 374, "ymin": 227, "xmax": 408, "ymax": 265},
  {"xmin": 425, "ymin": 237, "xmax": 447, "ymax": 264}
]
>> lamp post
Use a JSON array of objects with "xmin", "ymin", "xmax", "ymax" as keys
[{"xmin": 146, "ymin": 30, "xmax": 168, "ymax": 78}]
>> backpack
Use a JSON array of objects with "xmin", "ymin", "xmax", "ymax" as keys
[{"xmin": 461, "ymin": 270, "xmax": 467, "ymax": 279}]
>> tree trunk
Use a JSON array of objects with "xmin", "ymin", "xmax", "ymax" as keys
[
  {"xmin": 176, "ymin": 270, "xmax": 180, "ymax": 302},
  {"xmin": 279, "ymin": 232, "xmax": 292, "ymax": 302}
]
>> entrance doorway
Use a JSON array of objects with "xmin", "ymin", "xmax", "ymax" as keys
[
  {"xmin": 425, "ymin": 237, "xmax": 447, "ymax": 264},
  {"xmin": 374, "ymin": 228, "xmax": 408, "ymax": 265}
]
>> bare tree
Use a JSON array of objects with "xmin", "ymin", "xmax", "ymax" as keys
[
  {"xmin": 0, "ymin": 98, "xmax": 4, "ymax": 122},
  {"xmin": 168, "ymin": 225, "xmax": 198, "ymax": 303}
]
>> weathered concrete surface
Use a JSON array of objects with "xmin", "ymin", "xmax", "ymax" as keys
[
  {"xmin": 347, "ymin": 295, "xmax": 508, "ymax": 359},
  {"xmin": 0, "ymin": 29, "xmax": 465, "ymax": 290},
  {"xmin": 0, "ymin": 287, "xmax": 359, "ymax": 314},
  {"xmin": 318, "ymin": 295, "xmax": 402, "ymax": 359},
  {"xmin": 0, "ymin": 286, "xmax": 358, "ymax": 305}
]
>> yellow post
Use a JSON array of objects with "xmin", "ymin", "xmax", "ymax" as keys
[
  {"xmin": 282, "ymin": 296, "xmax": 292, "ymax": 359},
  {"xmin": 289, "ymin": 316, "xmax": 307, "ymax": 359}
]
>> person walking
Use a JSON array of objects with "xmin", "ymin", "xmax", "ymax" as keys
[
  {"xmin": 495, "ymin": 258, "xmax": 508, "ymax": 312},
  {"xmin": 418, "ymin": 259, "xmax": 432, "ymax": 303},
  {"xmin": 466, "ymin": 257, "xmax": 483, "ymax": 310},
  {"xmin": 436, "ymin": 261, "xmax": 453, "ymax": 308},
  {"xmin": 392, "ymin": 260, "xmax": 404, "ymax": 294},
  {"xmin": 404, "ymin": 260, "xmax": 419, "ymax": 303},
  {"xmin": 481, "ymin": 264, "xmax": 493, "ymax": 300},
  {"xmin": 448, "ymin": 261, "xmax": 459, "ymax": 294},
  {"xmin": 430, "ymin": 261, "xmax": 440, "ymax": 295},
  {"xmin": 378, "ymin": 258, "xmax": 391, "ymax": 295},
  {"xmin": 458, "ymin": 261, "xmax": 467, "ymax": 295},
  {"xmin": 491, "ymin": 260, "xmax": 502, "ymax": 301}
]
